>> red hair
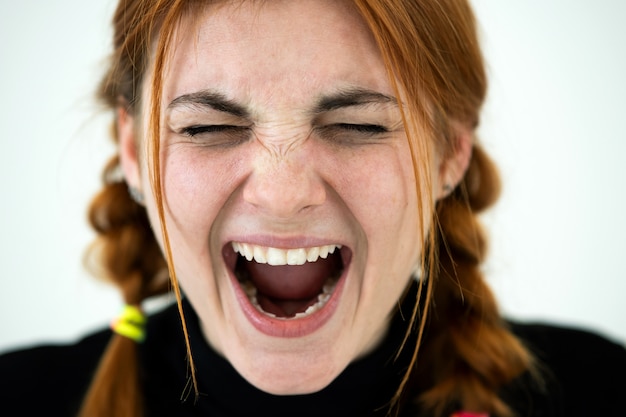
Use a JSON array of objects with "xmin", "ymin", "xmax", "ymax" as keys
[{"xmin": 82, "ymin": 1, "xmax": 534, "ymax": 416}]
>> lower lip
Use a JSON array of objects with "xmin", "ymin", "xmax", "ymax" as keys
[{"xmin": 230, "ymin": 267, "xmax": 347, "ymax": 338}]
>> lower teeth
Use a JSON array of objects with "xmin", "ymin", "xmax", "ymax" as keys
[{"xmin": 242, "ymin": 277, "xmax": 338, "ymax": 320}]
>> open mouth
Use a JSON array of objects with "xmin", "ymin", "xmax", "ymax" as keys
[{"xmin": 226, "ymin": 242, "xmax": 350, "ymax": 320}]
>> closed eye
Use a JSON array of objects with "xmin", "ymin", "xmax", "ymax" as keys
[
  {"xmin": 178, "ymin": 124, "xmax": 251, "ymax": 148},
  {"xmin": 182, "ymin": 125, "xmax": 248, "ymax": 137},
  {"xmin": 333, "ymin": 123, "xmax": 389, "ymax": 134},
  {"xmin": 314, "ymin": 123, "xmax": 391, "ymax": 145}
]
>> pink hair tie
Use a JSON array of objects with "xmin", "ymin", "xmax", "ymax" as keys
[{"xmin": 451, "ymin": 413, "xmax": 489, "ymax": 417}]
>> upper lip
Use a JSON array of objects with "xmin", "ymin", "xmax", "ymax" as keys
[{"xmin": 223, "ymin": 234, "xmax": 348, "ymax": 250}]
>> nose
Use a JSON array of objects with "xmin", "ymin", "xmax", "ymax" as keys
[{"xmin": 242, "ymin": 152, "xmax": 326, "ymax": 218}]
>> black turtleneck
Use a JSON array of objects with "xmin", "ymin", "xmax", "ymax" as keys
[
  {"xmin": 140, "ymin": 297, "xmax": 418, "ymax": 417},
  {"xmin": 1, "ymin": 289, "xmax": 625, "ymax": 417}
]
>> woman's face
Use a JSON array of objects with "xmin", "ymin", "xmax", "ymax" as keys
[{"xmin": 125, "ymin": 0, "xmax": 449, "ymax": 395}]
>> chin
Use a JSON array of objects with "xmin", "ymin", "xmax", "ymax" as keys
[{"xmin": 235, "ymin": 347, "xmax": 347, "ymax": 395}]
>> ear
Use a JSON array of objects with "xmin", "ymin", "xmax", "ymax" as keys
[
  {"xmin": 117, "ymin": 106, "xmax": 142, "ymax": 190},
  {"xmin": 436, "ymin": 122, "xmax": 473, "ymax": 200}
]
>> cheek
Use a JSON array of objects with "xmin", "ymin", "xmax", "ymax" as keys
[
  {"xmin": 330, "ymin": 144, "xmax": 420, "ymax": 243},
  {"xmin": 160, "ymin": 147, "xmax": 245, "ymax": 245}
]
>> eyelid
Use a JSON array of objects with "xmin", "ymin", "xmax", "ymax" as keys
[
  {"xmin": 180, "ymin": 124, "xmax": 249, "ymax": 137},
  {"xmin": 313, "ymin": 123, "xmax": 393, "ymax": 146},
  {"xmin": 316, "ymin": 123, "xmax": 390, "ymax": 135},
  {"xmin": 331, "ymin": 123, "xmax": 389, "ymax": 133},
  {"xmin": 174, "ymin": 124, "xmax": 252, "ymax": 149}
]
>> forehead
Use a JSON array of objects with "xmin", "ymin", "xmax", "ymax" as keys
[{"xmin": 162, "ymin": 0, "xmax": 392, "ymax": 107}]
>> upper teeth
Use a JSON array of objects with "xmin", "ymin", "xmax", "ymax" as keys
[{"xmin": 232, "ymin": 242, "xmax": 341, "ymax": 266}]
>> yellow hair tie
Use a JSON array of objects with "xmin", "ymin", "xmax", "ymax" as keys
[{"xmin": 110, "ymin": 305, "xmax": 147, "ymax": 343}]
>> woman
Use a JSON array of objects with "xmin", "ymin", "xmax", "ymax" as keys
[{"xmin": 1, "ymin": 1, "xmax": 624, "ymax": 416}]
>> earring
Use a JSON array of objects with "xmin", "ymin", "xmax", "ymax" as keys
[
  {"xmin": 411, "ymin": 263, "xmax": 424, "ymax": 282},
  {"xmin": 128, "ymin": 186, "xmax": 145, "ymax": 205},
  {"xmin": 443, "ymin": 183, "xmax": 453, "ymax": 193}
]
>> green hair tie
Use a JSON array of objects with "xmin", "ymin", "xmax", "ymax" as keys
[{"xmin": 110, "ymin": 305, "xmax": 146, "ymax": 343}]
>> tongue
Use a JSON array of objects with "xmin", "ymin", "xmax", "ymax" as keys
[
  {"xmin": 244, "ymin": 256, "xmax": 338, "ymax": 317},
  {"xmin": 256, "ymin": 296, "xmax": 319, "ymax": 318}
]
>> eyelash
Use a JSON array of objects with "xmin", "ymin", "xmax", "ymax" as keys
[
  {"xmin": 178, "ymin": 123, "xmax": 389, "ymax": 147},
  {"xmin": 332, "ymin": 123, "xmax": 388, "ymax": 134},
  {"xmin": 315, "ymin": 123, "xmax": 390, "ymax": 144},
  {"xmin": 179, "ymin": 125, "xmax": 251, "ymax": 147},
  {"xmin": 182, "ymin": 125, "xmax": 248, "ymax": 137}
]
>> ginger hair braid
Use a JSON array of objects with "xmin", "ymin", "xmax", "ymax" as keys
[
  {"xmin": 78, "ymin": 0, "xmax": 182, "ymax": 415},
  {"xmin": 414, "ymin": 144, "xmax": 534, "ymax": 417},
  {"xmin": 78, "ymin": 143, "xmax": 169, "ymax": 417}
]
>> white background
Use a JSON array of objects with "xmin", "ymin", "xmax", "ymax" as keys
[{"xmin": 0, "ymin": 0, "xmax": 624, "ymax": 352}]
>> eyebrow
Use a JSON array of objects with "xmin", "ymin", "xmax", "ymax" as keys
[
  {"xmin": 167, "ymin": 87, "xmax": 398, "ymax": 117},
  {"xmin": 168, "ymin": 90, "xmax": 249, "ymax": 118},
  {"xmin": 313, "ymin": 88, "xmax": 398, "ymax": 113}
]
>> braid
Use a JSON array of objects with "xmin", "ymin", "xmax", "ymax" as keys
[
  {"xmin": 85, "ymin": 154, "xmax": 168, "ymax": 302},
  {"xmin": 78, "ymin": 0, "xmax": 184, "ymax": 414},
  {"xmin": 415, "ymin": 145, "xmax": 534, "ymax": 417},
  {"xmin": 78, "ymin": 132, "xmax": 168, "ymax": 417}
]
